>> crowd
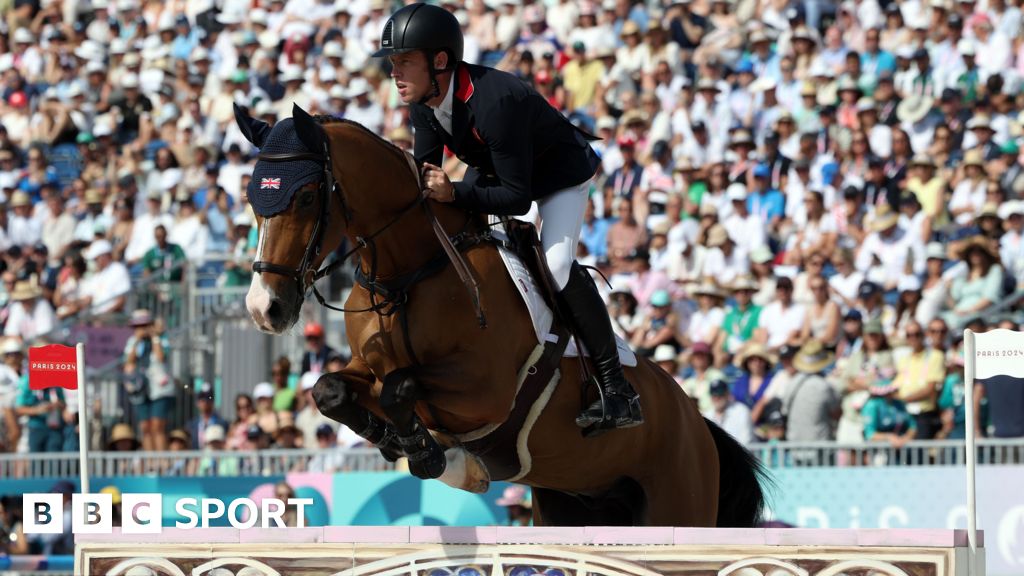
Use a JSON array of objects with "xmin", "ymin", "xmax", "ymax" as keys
[{"xmin": 0, "ymin": 0, "xmax": 1023, "ymax": 463}]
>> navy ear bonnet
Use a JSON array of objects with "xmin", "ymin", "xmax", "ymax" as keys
[{"xmin": 247, "ymin": 118, "xmax": 323, "ymax": 217}]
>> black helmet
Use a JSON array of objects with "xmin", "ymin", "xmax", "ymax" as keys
[{"xmin": 372, "ymin": 3, "xmax": 463, "ymax": 71}]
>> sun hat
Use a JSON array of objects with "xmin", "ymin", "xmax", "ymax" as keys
[
  {"xmin": 793, "ymin": 340, "xmax": 835, "ymax": 374},
  {"xmin": 692, "ymin": 281, "xmax": 726, "ymax": 299},
  {"xmin": 84, "ymin": 239, "xmax": 113, "ymax": 259},
  {"xmin": 869, "ymin": 205, "xmax": 900, "ymax": 231},
  {"xmin": 705, "ymin": 224, "xmax": 730, "ymax": 247},
  {"xmin": 735, "ymin": 342, "xmax": 777, "ymax": 369},
  {"xmin": 653, "ymin": 344, "xmax": 678, "ymax": 363},
  {"xmin": 253, "ymin": 382, "xmax": 275, "ymax": 400},
  {"xmin": 204, "ymin": 425, "xmax": 226, "ymax": 444},
  {"xmin": 107, "ymin": 423, "xmax": 140, "ymax": 449},
  {"xmin": 9, "ymin": 281, "xmax": 41, "ymax": 301}
]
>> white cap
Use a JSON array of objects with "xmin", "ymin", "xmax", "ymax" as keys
[
  {"xmin": 958, "ymin": 39, "xmax": 977, "ymax": 56},
  {"xmin": 346, "ymin": 77, "xmax": 369, "ymax": 97},
  {"xmin": 189, "ymin": 47, "xmax": 211, "ymax": 63},
  {"xmin": 93, "ymin": 123, "xmax": 114, "ymax": 137},
  {"xmin": 253, "ymin": 382, "xmax": 275, "ymax": 399},
  {"xmin": 232, "ymin": 211, "xmax": 254, "ymax": 226},
  {"xmin": 92, "ymin": 0, "xmax": 109, "ymax": 9},
  {"xmin": 250, "ymin": 8, "xmax": 268, "ymax": 24},
  {"xmin": 328, "ymin": 85, "xmax": 347, "ymax": 99},
  {"xmin": 66, "ymin": 84, "xmax": 83, "ymax": 98},
  {"xmin": 653, "ymin": 344, "xmax": 677, "ymax": 363},
  {"xmin": 596, "ymin": 116, "xmax": 616, "ymax": 131},
  {"xmin": 12, "ymin": 28, "xmax": 34, "ymax": 44},
  {"xmin": 280, "ymin": 67, "xmax": 304, "ymax": 84},
  {"xmin": 117, "ymin": 0, "xmax": 138, "ymax": 10},
  {"xmin": 319, "ymin": 66, "xmax": 337, "ymax": 83},
  {"xmin": 110, "ymin": 38, "xmax": 128, "ymax": 54},
  {"xmin": 1, "ymin": 339, "xmax": 23, "ymax": 355},
  {"xmin": 322, "ymin": 42, "xmax": 344, "ymax": 58},
  {"xmin": 727, "ymin": 182, "xmax": 748, "ymax": 201},
  {"xmin": 121, "ymin": 72, "xmax": 140, "ymax": 89},
  {"xmin": 301, "ymin": 371, "xmax": 320, "ymax": 391},
  {"xmin": 85, "ymin": 239, "xmax": 113, "ymax": 259},
  {"xmin": 897, "ymin": 275, "xmax": 922, "ymax": 292},
  {"xmin": 254, "ymin": 100, "xmax": 277, "ymax": 117},
  {"xmin": 204, "ymin": 425, "xmax": 225, "ymax": 444}
]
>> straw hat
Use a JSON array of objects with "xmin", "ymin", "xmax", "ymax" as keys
[
  {"xmin": 9, "ymin": 281, "xmax": 41, "ymax": 301},
  {"xmin": 869, "ymin": 205, "xmax": 900, "ymax": 231},
  {"xmin": 108, "ymin": 423, "xmax": 140, "ymax": 449},
  {"xmin": 909, "ymin": 154, "xmax": 935, "ymax": 168},
  {"xmin": 168, "ymin": 429, "xmax": 191, "ymax": 445},
  {"xmin": 896, "ymin": 94, "xmax": 934, "ymax": 124},
  {"xmin": 734, "ymin": 342, "xmax": 777, "ymax": 369},
  {"xmin": 731, "ymin": 275, "xmax": 759, "ymax": 292},
  {"xmin": 955, "ymin": 235, "xmax": 999, "ymax": 260},
  {"xmin": 10, "ymin": 191, "xmax": 30, "ymax": 208},
  {"xmin": 793, "ymin": 340, "xmax": 835, "ymax": 374},
  {"xmin": 204, "ymin": 424, "xmax": 226, "ymax": 444},
  {"xmin": 692, "ymin": 281, "xmax": 725, "ymax": 299},
  {"xmin": 962, "ymin": 149, "xmax": 984, "ymax": 168},
  {"xmin": 705, "ymin": 224, "xmax": 731, "ymax": 247}
]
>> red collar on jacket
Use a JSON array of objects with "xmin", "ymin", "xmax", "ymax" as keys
[{"xmin": 454, "ymin": 62, "xmax": 474, "ymax": 103}]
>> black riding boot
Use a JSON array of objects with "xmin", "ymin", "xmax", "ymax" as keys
[{"xmin": 558, "ymin": 262, "xmax": 643, "ymax": 434}]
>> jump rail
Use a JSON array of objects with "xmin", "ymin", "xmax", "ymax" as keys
[{"xmin": 76, "ymin": 527, "xmax": 984, "ymax": 576}]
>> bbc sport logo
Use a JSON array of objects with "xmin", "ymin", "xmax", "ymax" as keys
[{"xmin": 23, "ymin": 493, "xmax": 314, "ymax": 534}]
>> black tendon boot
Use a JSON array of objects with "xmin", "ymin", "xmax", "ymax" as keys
[{"xmin": 558, "ymin": 262, "xmax": 643, "ymax": 434}]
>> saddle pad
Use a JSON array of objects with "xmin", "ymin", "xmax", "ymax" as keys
[{"xmin": 490, "ymin": 225, "xmax": 637, "ymax": 368}]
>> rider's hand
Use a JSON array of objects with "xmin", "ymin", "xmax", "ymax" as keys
[{"xmin": 422, "ymin": 163, "xmax": 455, "ymax": 203}]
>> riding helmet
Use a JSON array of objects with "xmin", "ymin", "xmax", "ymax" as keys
[{"xmin": 372, "ymin": 3, "xmax": 463, "ymax": 70}]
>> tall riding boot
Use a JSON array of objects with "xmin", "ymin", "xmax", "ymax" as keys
[{"xmin": 558, "ymin": 262, "xmax": 644, "ymax": 433}]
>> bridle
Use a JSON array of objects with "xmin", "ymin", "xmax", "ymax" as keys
[
  {"xmin": 251, "ymin": 142, "xmax": 424, "ymax": 310},
  {"xmin": 250, "ymin": 121, "xmax": 489, "ymax": 347}
]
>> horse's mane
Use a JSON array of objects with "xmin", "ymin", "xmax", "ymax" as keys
[{"xmin": 312, "ymin": 114, "xmax": 412, "ymax": 169}]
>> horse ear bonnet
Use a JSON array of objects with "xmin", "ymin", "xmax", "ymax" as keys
[{"xmin": 247, "ymin": 118, "xmax": 323, "ymax": 217}]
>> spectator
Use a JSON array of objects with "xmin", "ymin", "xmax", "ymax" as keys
[
  {"xmin": 944, "ymin": 236, "xmax": 1004, "ymax": 330},
  {"xmin": 799, "ymin": 272, "xmax": 841, "ymax": 347},
  {"xmin": 253, "ymin": 382, "xmax": 280, "ymax": 437},
  {"xmin": 140, "ymin": 225, "xmax": 186, "ymax": 283},
  {"xmin": 165, "ymin": 429, "xmax": 193, "ymax": 476},
  {"xmin": 755, "ymin": 276, "xmax": 807, "ymax": 352},
  {"xmin": 195, "ymin": 425, "xmax": 239, "ymax": 477},
  {"xmin": 53, "ymin": 254, "xmax": 89, "ymax": 320},
  {"xmin": 227, "ymin": 394, "xmax": 257, "ymax": 451},
  {"xmin": 495, "ymin": 485, "xmax": 533, "ymax": 527},
  {"xmin": 3, "ymin": 281, "xmax": 55, "ymax": 341},
  {"xmin": 271, "ymin": 357, "xmax": 296, "ymax": 413},
  {"xmin": 937, "ymin": 350, "xmax": 973, "ymax": 441},
  {"xmin": 124, "ymin": 191, "xmax": 174, "ymax": 266},
  {"xmin": 306, "ymin": 423, "xmax": 347, "ymax": 473},
  {"xmin": 681, "ymin": 342, "xmax": 724, "ymax": 414},
  {"xmin": 301, "ymin": 322, "xmax": 337, "ymax": 375},
  {"xmin": 80, "ymin": 239, "xmax": 131, "ymax": 316},
  {"xmin": 122, "ymin": 309, "xmax": 173, "ymax": 451},
  {"xmin": 652, "ymin": 344, "xmax": 683, "ymax": 386},
  {"xmin": 731, "ymin": 343, "xmax": 777, "ymax": 410},
  {"xmin": 714, "ymin": 275, "xmax": 762, "ymax": 364},
  {"xmin": 784, "ymin": 340, "xmax": 840, "ymax": 444},
  {"xmin": 14, "ymin": 339, "xmax": 64, "ymax": 453},
  {"xmin": 704, "ymin": 379, "xmax": 754, "ymax": 445},
  {"xmin": 835, "ymin": 318, "xmax": 894, "ymax": 445},
  {"xmin": 862, "ymin": 376, "xmax": 917, "ymax": 449},
  {"xmin": 188, "ymin": 383, "xmax": 228, "ymax": 450},
  {"xmin": 630, "ymin": 289, "xmax": 679, "ymax": 356}
]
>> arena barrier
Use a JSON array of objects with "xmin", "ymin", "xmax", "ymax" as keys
[{"xmin": 75, "ymin": 527, "xmax": 983, "ymax": 575}]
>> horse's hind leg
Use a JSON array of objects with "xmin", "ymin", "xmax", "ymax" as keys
[
  {"xmin": 312, "ymin": 359, "xmax": 402, "ymax": 462},
  {"xmin": 380, "ymin": 368, "xmax": 446, "ymax": 480}
]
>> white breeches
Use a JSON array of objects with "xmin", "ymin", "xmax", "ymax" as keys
[{"xmin": 535, "ymin": 179, "xmax": 589, "ymax": 290}]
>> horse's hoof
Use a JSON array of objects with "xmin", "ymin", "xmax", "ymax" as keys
[{"xmin": 437, "ymin": 447, "xmax": 491, "ymax": 493}]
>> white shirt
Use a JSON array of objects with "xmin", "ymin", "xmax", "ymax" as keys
[
  {"xmin": 124, "ymin": 212, "xmax": 174, "ymax": 263},
  {"xmin": 432, "ymin": 73, "xmax": 456, "ymax": 136},
  {"xmin": 82, "ymin": 262, "xmax": 132, "ymax": 315},
  {"xmin": 704, "ymin": 401, "xmax": 754, "ymax": 445},
  {"xmin": 8, "ymin": 214, "xmax": 41, "ymax": 247},
  {"xmin": 4, "ymin": 300, "xmax": 55, "ymax": 341},
  {"xmin": 758, "ymin": 301, "xmax": 807, "ymax": 349}
]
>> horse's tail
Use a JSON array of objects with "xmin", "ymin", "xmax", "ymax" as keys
[{"xmin": 705, "ymin": 417, "xmax": 771, "ymax": 528}]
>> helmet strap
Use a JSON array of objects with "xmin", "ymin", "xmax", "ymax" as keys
[{"xmin": 417, "ymin": 50, "xmax": 443, "ymax": 106}]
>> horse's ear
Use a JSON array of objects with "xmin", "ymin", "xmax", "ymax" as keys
[
  {"xmin": 234, "ymin": 103, "xmax": 271, "ymax": 148},
  {"xmin": 292, "ymin": 103, "xmax": 325, "ymax": 153}
]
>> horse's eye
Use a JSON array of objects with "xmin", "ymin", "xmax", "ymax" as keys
[{"xmin": 300, "ymin": 191, "xmax": 315, "ymax": 208}]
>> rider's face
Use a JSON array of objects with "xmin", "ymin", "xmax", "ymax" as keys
[{"xmin": 389, "ymin": 52, "xmax": 432, "ymax": 104}]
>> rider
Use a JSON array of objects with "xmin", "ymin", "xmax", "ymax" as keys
[{"xmin": 372, "ymin": 3, "xmax": 643, "ymax": 433}]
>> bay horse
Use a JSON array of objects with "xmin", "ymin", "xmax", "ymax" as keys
[{"xmin": 237, "ymin": 103, "xmax": 767, "ymax": 527}]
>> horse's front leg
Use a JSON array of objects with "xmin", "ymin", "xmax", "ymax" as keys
[
  {"xmin": 380, "ymin": 368, "xmax": 446, "ymax": 480},
  {"xmin": 312, "ymin": 357, "xmax": 403, "ymax": 462}
]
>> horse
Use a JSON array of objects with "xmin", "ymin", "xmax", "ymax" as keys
[{"xmin": 236, "ymin": 102, "xmax": 767, "ymax": 527}]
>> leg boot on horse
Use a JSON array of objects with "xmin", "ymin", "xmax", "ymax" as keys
[
  {"xmin": 559, "ymin": 262, "xmax": 643, "ymax": 435},
  {"xmin": 312, "ymin": 373, "xmax": 404, "ymax": 462},
  {"xmin": 380, "ymin": 368, "xmax": 447, "ymax": 480}
]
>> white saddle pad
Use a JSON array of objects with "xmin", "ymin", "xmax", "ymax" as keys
[{"xmin": 490, "ymin": 226, "xmax": 637, "ymax": 367}]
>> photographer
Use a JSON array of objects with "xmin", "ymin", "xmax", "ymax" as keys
[{"xmin": 123, "ymin": 309, "xmax": 172, "ymax": 452}]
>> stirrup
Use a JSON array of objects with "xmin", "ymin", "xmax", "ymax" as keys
[{"xmin": 576, "ymin": 378, "xmax": 644, "ymax": 438}]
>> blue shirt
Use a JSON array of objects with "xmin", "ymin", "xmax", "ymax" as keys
[
  {"xmin": 731, "ymin": 372, "xmax": 774, "ymax": 408},
  {"xmin": 746, "ymin": 189, "xmax": 785, "ymax": 226},
  {"xmin": 580, "ymin": 218, "xmax": 611, "ymax": 258},
  {"xmin": 861, "ymin": 50, "xmax": 897, "ymax": 77}
]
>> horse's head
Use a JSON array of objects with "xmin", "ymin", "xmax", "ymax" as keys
[{"xmin": 235, "ymin": 103, "xmax": 349, "ymax": 333}]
